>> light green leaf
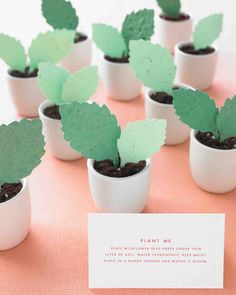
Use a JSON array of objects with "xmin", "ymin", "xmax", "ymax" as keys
[
  {"xmin": 61, "ymin": 66, "xmax": 99, "ymax": 103},
  {"xmin": 29, "ymin": 29, "xmax": 74, "ymax": 70},
  {"xmin": 121, "ymin": 9, "xmax": 154, "ymax": 45},
  {"xmin": 193, "ymin": 14, "xmax": 223, "ymax": 50},
  {"xmin": 0, "ymin": 119, "xmax": 45, "ymax": 185},
  {"xmin": 38, "ymin": 62, "xmax": 69, "ymax": 104},
  {"xmin": 42, "ymin": 0, "xmax": 79, "ymax": 30},
  {"xmin": 173, "ymin": 88, "xmax": 219, "ymax": 136},
  {"xmin": 156, "ymin": 0, "xmax": 181, "ymax": 18},
  {"xmin": 217, "ymin": 96, "xmax": 236, "ymax": 141},
  {"xmin": 0, "ymin": 33, "xmax": 27, "ymax": 72},
  {"xmin": 118, "ymin": 119, "xmax": 166, "ymax": 166},
  {"xmin": 129, "ymin": 40, "xmax": 176, "ymax": 94},
  {"xmin": 92, "ymin": 23, "xmax": 128, "ymax": 58},
  {"xmin": 60, "ymin": 102, "xmax": 121, "ymax": 164}
]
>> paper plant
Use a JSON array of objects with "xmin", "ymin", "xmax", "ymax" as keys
[
  {"xmin": 38, "ymin": 62, "xmax": 99, "ymax": 105},
  {"xmin": 92, "ymin": 9, "xmax": 154, "ymax": 59},
  {"xmin": 129, "ymin": 40, "xmax": 176, "ymax": 94},
  {"xmin": 0, "ymin": 30, "xmax": 74, "ymax": 73},
  {"xmin": 0, "ymin": 119, "xmax": 45, "ymax": 185},
  {"xmin": 60, "ymin": 102, "xmax": 166, "ymax": 167},
  {"xmin": 156, "ymin": 0, "xmax": 181, "ymax": 18},
  {"xmin": 173, "ymin": 88, "xmax": 236, "ymax": 141}
]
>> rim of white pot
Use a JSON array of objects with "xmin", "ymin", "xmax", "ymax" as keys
[
  {"xmin": 88, "ymin": 158, "xmax": 151, "ymax": 182},
  {"xmin": 0, "ymin": 178, "xmax": 27, "ymax": 207},
  {"xmin": 191, "ymin": 129, "xmax": 236, "ymax": 154},
  {"xmin": 175, "ymin": 41, "xmax": 218, "ymax": 58},
  {"xmin": 158, "ymin": 13, "xmax": 192, "ymax": 23},
  {"xmin": 39, "ymin": 100, "xmax": 60, "ymax": 122},
  {"xmin": 102, "ymin": 54, "xmax": 130, "ymax": 67},
  {"xmin": 7, "ymin": 69, "xmax": 38, "ymax": 81}
]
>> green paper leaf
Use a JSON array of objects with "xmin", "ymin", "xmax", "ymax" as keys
[
  {"xmin": 29, "ymin": 29, "xmax": 74, "ymax": 70},
  {"xmin": 173, "ymin": 88, "xmax": 219, "ymax": 136},
  {"xmin": 193, "ymin": 14, "xmax": 223, "ymax": 50},
  {"xmin": 38, "ymin": 62, "xmax": 69, "ymax": 104},
  {"xmin": 0, "ymin": 33, "xmax": 26, "ymax": 72},
  {"xmin": 42, "ymin": 0, "xmax": 79, "ymax": 30},
  {"xmin": 217, "ymin": 96, "xmax": 236, "ymax": 141},
  {"xmin": 92, "ymin": 24, "xmax": 128, "ymax": 58},
  {"xmin": 156, "ymin": 0, "xmax": 181, "ymax": 18},
  {"xmin": 60, "ymin": 103, "xmax": 121, "ymax": 164},
  {"xmin": 121, "ymin": 9, "xmax": 154, "ymax": 45},
  {"xmin": 118, "ymin": 119, "xmax": 166, "ymax": 166},
  {"xmin": 0, "ymin": 119, "xmax": 45, "ymax": 185},
  {"xmin": 129, "ymin": 40, "xmax": 176, "ymax": 94},
  {"xmin": 61, "ymin": 66, "xmax": 99, "ymax": 103}
]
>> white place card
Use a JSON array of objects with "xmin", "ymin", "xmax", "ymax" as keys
[{"xmin": 88, "ymin": 213, "xmax": 225, "ymax": 289}]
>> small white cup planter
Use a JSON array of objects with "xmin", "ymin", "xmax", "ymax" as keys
[
  {"xmin": 87, "ymin": 159, "xmax": 151, "ymax": 213},
  {"xmin": 100, "ymin": 56, "xmax": 142, "ymax": 101},
  {"xmin": 7, "ymin": 72, "xmax": 45, "ymax": 118},
  {"xmin": 39, "ymin": 100, "xmax": 82, "ymax": 161},
  {"xmin": 0, "ymin": 179, "xmax": 31, "ymax": 251},
  {"xmin": 175, "ymin": 42, "xmax": 218, "ymax": 90},
  {"xmin": 145, "ymin": 83, "xmax": 192, "ymax": 145},
  {"xmin": 190, "ymin": 130, "xmax": 236, "ymax": 194},
  {"xmin": 157, "ymin": 14, "xmax": 192, "ymax": 54}
]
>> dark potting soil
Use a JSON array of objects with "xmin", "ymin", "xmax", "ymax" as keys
[
  {"xmin": 160, "ymin": 13, "xmax": 190, "ymax": 21},
  {"xmin": 0, "ymin": 182, "xmax": 23, "ymax": 203},
  {"xmin": 196, "ymin": 132, "xmax": 236, "ymax": 150},
  {"xmin": 180, "ymin": 44, "xmax": 215, "ymax": 55},
  {"xmin": 105, "ymin": 55, "xmax": 129, "ymax": 64},
  {"xmin": 94, "ymin": 160, "xmax": 146, "ymax": 178},
  {"xmin": 150, "ymin": 87, "xmax": 179, "ymax": 105},
  {"xmin": 8, "ymin": 66, "xmax": 38, "ymax": 78},
  {"xmin": 74, "ymin": 32, "xmax": 88, "ymax": 43},
  {"xmin": 44, "ymin": 105, "xmax": 61, "ymax": 120}
]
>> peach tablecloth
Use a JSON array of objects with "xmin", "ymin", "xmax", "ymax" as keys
[{"xmin": 0, "ymin": 53, "xmax": 236, "ymax": 295}]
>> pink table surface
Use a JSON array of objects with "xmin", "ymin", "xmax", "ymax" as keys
[{"xmin": 1, "ymin": 53, "xmax": 236, "ymax": 295}]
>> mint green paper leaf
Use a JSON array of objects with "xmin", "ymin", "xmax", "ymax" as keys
[
  {"xmin": 29, "ymin": 29, "xmax": 74, "ymax": 70},
  {"xmin": 217, "ymin": 96, "xmax": 236, "ymax": 141},
  {"xmin": 38, "ymin": 62, "xmax": 69, "ymax": 104},
  {"xmin": 129, "ymin": 40, "xmax": 176, "ymax": 94},
  {"xmin": 193, "ymin": 14, "xmax": 223, "ymax": 50},
  {"xmin": 0, "ymin": 119, "xmax": 45, "ymax": 185},
  {"xmin": 121, "ymin": 9, "xmax": 154, "ymax": 45},
  {"xmin": 118, "ymin": 119, "xmax": 166, "ymax": 166},
  {"xmin": 156, "ymin": 0, "xmax": 181, "ymax": 18},
  {"xmin": 92, "ymin": 24, "xmax": 128, "ymax": 58},
  {"xmin": 60, "ymin": 103, "xmax": 121, "ymax": 164},
  {"xmin": 61, "ymin": 66, "xmax": 99, "ymax": 103},
  {"xmin": 173, "ymin": 88, "xmax": 219, "ymax": 136},
  {"xmin": 0, "ymin": 34, "xmax": 26, "ymax": 72},
  {"xmin": 42, "ymin": 0, "xmax": 79, "ymax": 30}
]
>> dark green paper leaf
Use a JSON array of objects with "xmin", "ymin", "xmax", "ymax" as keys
[{"xmin": 156, "ymin": 0, "xmax": 181, "ymax": 18}]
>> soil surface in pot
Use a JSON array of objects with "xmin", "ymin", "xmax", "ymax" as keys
[
  {"xmin": 94, "ymin": 160, "xmax": 146, "ymax": 178},
  {"xmin": 0, "ymin": 182, "xmax": 23, "ymax": 203},
  {"xmin": 44, "ymin": 105, "xmax": 61, "ymax": 120},
  {"xmin": 180, "ymin": 44, "xmax": 215, "ymax": 55},
  {"xmin": 105, "ymin": 55, "xmax": 129, "ymax": 64},
  {"xmin": 8, "ymin": 66, "xmax": 38, "ymax": 78},
  {"xmin": 160, "ymin": 13, "xmax": 190, "ymax": 21},
  {"xmin": 150, "ymin": 87, "xmax": 179, "ymax": 104},
  {"xmin": 74, "ymin": 32, "xmax": 88, "ymax": 43},
  {"xmin": 196, "ymin": 132, "xmax": 236, "ymax": 150}
]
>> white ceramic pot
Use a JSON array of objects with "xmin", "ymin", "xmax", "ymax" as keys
[
  {"xmin": 145, "ymin": 83, "xmax": 192, "ymax": 145},
  {"xmin": 7, "ymin": 72, "xmax": 45, "ymax": 118},
  {"xmin": 60, "ymin": 37, "xmax": 92, "ymax": 72},
  {"xmin": 0, "ymin": 178, "xmax": 31, "ymax": 251},
  {"xmin": 156, "ymin": 14, "xmax": 193, "ymax": 54},
  {"xmin": 190, "ymin": 130, "xmax": 236, "ymax": 194},
  {"xmin": 175, "ymin": 42, "xmax": 218, "ymax": 90},
  {"xmin": 100, "ymin": 56, "xmax": 142, "ymax": 101},
  {"xmin": 39, "ymin": 100, "xmax": 82, "ymax": 161},
  {"xmin": 87, "ymin": 159, "xmax": 151, "ymax": 213}
]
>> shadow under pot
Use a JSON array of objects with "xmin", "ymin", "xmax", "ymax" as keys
[
  {"xmin": 190, "ymin": 130, "xmax": 236, "ymax": 194},
  {"xmin": 60, "ymin": 32, "xmax": 92, "ymax": 73},
  {"xmin": 145, "ymin": 83, "xmax": 192, "ymax": 145},
  {"xmin": 87, "ymin": 158, "xmax": 151, "ymax": 213},
  {"xmin": 175, "ymin": 42, "xmax": 218, "ymax": 90},
  {"xmin": 156, "ymin": 13, "xmax": 193, "ymax": 54},
  {"xmin": 39, "ymin": 100, "xmax": 82, "ymax": 161},
  {"xmin": 100, "ymin": 55, "xmax": 142, "ymax": 101},
  {"xmin": 0, "ymin": 179, "xmax": 30, "ymax": 251},
  {"xmin": 7, "ymin": 67, "xmax": 45, "ymax": 118}
]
